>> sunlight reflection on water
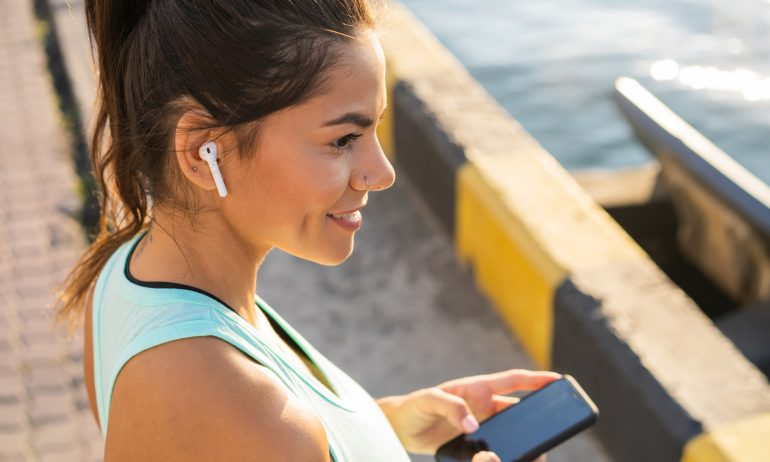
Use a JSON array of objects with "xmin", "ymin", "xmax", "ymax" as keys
[{"xmin": 401, "ymin": 0, "xmax": 770, "ymax": 184}]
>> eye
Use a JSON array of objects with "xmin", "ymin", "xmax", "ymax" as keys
[{"xmin": 329, "ymin": 133, "xmax": 363, "ymax": 153}]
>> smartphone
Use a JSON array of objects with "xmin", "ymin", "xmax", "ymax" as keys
[{"xmin": 434, "ymin": 375, "xmax": 599, "ymax": 462}]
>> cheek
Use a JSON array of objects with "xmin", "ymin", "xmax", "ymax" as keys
[
  {"xmin": 235, "ymin": 150, "xmax": 349, "ymax": 220},
  {"xmin": 293, "ymin": 161, "xmax": 351, "ymax": 213}
]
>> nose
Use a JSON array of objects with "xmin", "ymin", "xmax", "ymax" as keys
[{"xmin": 355, "ymin": 134, "xmax": 395, "ymax": 191}]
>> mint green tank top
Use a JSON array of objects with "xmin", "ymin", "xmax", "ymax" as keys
[{"xmin": 92, "ymin": 230, "xmax": 411, "ymax": 461}]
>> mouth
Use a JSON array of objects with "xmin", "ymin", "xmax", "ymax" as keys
[
  {"xmin": 326, "ymin": 209, "xmax": 363, "ymax": 231},
  {"xmin": 326, "ymin": 205, "xmax": 365, "ymax": 220}
]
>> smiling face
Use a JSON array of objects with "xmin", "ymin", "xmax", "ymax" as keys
[{"xmin": 218, "ymin": 29, "xmax": 394, "ymax": 265}]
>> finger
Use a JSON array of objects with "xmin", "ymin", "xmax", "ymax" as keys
[
  {"xmin": 416, "ymin": 387, "xmax": 480, "ymax": 434},
  {"xmin": 472, "ymin": 451, "xmax": 502, "ymax": 462},
  {"xmin": 534, "ymin": 454, "xmax": 547, "ymax": 462},
  {"xmin": 491, "ymin": 395, "xmax": 520, "ymax": 414},
  {"xmin": 471, "ymin": 369, "xmax": 562, "ymax": 395}
]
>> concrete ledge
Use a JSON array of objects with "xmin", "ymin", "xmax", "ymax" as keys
[
  {"xmin": 381, "ymin": 2, "xmax": 770, "ymax": 461},
  {"xmin": 554, "ymin": 260, "xmax": 770, "ymax": 461},
  {"xmin": 573, "ymin": 160, "xmax": 669, "ymax": 208},
  {"xmin": 683, "ymin": 413, "xmax": 770, "ymax": 462}
]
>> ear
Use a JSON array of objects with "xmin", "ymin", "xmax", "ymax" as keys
[{"xmin": 174, "ymin": 109, "xmax": 226, "ymax": 194}]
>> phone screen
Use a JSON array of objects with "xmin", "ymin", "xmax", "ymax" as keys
[{"xmin": 435, "ymin": 376, "xmax": 598, "ymax": 462}]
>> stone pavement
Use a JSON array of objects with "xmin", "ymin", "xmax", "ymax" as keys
[
  {"xmin": 1, "ymin": 0, "xmax": 613, "ymax": 460},
  {"xmin": 0, "ymin": 0, "xmax": 103, "ymax": 461}
]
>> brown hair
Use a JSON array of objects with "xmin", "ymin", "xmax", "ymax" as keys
[{"xmin": 54, "ymin": 0, "xmax": 383, "ymax": 336}]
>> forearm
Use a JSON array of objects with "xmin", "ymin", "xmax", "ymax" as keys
[{"xmin": 376, "ymin": 395, "xmax": 404, "ymax": 429}]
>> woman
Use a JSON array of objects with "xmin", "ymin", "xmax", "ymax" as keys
[{"xmin": 55, "ymin": 0, "xmax": 559, "ymax": 460}]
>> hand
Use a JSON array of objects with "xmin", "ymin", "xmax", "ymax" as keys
[
  {"xmin": 471, "ymin": 451, "xmax": 547, "ymax": 462},
  {"xmin": 376, "ymin": 368, "xmax": 561, "ymax": 456}
]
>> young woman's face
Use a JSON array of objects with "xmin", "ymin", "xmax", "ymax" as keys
[{"xmin": 222, "ymin": 29, "xmax": 393, "ymax": 265}]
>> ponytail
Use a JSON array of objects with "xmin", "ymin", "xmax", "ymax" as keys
[{"xmin": 54, "ymin": 0, "xmax": 153, "ymax": 335}]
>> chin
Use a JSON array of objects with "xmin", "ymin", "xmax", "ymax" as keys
[
  {"xmin": 284, "ymin": 241, "xmax": 355, "ymax": 266},
  {"xmin": 314, "ymin": 246, "xmax": 355, "ymax": 266}
]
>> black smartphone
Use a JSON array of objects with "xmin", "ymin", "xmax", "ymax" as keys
[{"xmin": 435, "ymin": 375, "xmax": 599, "ymax": 462}]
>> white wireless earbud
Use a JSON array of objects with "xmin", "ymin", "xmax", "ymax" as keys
[{"xmin": 198, "ymin": 140, "xmax": 228, "ymax": 197}]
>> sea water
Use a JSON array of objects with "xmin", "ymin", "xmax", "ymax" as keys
[{"xmin": 401, "ymin": 0, "xmax": 770, "ymax": 185}]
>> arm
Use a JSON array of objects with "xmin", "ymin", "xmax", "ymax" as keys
[{"xmin": 104, "ymin": 336, "xmax": 330, "ymax": 461}]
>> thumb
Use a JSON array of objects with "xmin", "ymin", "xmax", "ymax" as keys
[
  {"xmin": 418, "ymin": 387, "xmax": 480, "ymax": 433},
  {"xmin": 472, "ymin": 451, "xmax": 501, "ymax": 462}
]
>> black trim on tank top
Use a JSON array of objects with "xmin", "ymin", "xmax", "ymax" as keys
[
  {"xmin": 123, "ymin": 231, "xmax": 301, "ymax": 350},
  {"xmin": 124, "ymin": 231, "xmax": 238, "ymax": 314}
]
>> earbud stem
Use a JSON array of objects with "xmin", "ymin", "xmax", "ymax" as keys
[{"xmin": 208, "ymin": 160, "xmax": 228, "ymax": 197}]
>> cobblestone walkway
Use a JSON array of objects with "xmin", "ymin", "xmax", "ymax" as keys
[{"xmin": 0, "ymin": 0, "xmax": 103, "ymax": 460}]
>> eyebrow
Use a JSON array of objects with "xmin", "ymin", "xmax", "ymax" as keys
[{"xmin": 321, "ymin": 105, "xmax": 389, "ymax": 128}]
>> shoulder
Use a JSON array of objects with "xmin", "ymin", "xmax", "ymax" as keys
[{"xmin": 104, "ymin": 335, "xmax": 330, "ymax": 462}]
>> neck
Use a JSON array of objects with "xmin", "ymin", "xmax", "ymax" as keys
[{"xmin": 129, "ymin": 207, "xmax": 273, "ymax": 329}]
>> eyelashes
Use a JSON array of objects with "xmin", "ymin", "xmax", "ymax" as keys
[{"xmin": 329, "ymin": 133, "xmax": 363, "ymax": 153}]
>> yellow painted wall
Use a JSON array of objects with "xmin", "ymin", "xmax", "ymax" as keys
[
  {"xmin": 682, "ymin": 414, "xmax": 770, "ymax": 462},
  {"xmin": 456, "ymin": 164, "xmax": 567, "ymax": 367}
]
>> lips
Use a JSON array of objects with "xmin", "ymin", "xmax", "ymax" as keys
[
  {"xmin": 327, "ymin": 205, "xmax": 365, "ymax": 217},
  {"xmin": 326, "ymin": 209, "xmax": 363, "ymax": 231}
]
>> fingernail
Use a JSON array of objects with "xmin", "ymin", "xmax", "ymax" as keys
[{"xmin": 461, "ymin": 415, "xmax": 479, "ymax": 432}]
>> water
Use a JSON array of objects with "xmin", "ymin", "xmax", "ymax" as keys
[{"xmin": 399, "ymin": 0, "xmax": 770, "ymax": 184}]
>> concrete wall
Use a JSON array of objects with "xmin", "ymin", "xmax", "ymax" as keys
[{"xmin": 378, "ymin": 3, "xmax": 770, "ymax": 461}]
